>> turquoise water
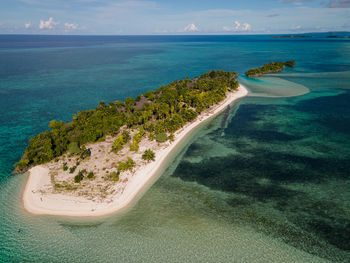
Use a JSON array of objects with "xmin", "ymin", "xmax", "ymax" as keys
[{"xmin": 0, "ymin": 35, "xmax": 349, "ymax": 262}]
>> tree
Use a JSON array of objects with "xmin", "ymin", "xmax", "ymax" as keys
[
  {"xmin": 284, "ymin": 60, "xmax": 296, "ymax": 67},
  {"xmin": 49, "ymin": 120, "xmax": 64, "ymax": 130},
  {"xmin": 168, "ymin": 133, "xmax": 175, "ymax": 142},
  {"xmin": 122, "ymin": 130, "xmax": 130, "ymax": 143},
  {"xmin": 129, "ymin": 138, "xmax": 139, "ymax": 152},
  {"xmin": 142, "ymin": 149, "xmax": 155, "ymax": 162}
]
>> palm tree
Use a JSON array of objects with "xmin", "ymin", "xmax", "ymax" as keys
[{"xmin": 142, "ymin": 149, "xmax": 155, "ymax": 162}]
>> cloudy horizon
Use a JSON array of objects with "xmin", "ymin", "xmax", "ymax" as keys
[{"xmin": 0, "ymin": 0, "xmax": 349, "ymax": 35}]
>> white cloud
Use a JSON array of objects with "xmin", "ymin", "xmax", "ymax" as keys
[
  {"xmin": 183, "ymin": 23, "xmax": 199, "ymax": 32},
  {"xmin": 234, "ymin": 21, "xmax": 241, "ymax": 30},
  {"xmin": 24, "ymin": 22, "xmax": 31, "ymax": 29},
  {"xmin": 64, "ymin": 22, "xmax": 79, "ymax": 31},
  {"xmin": 242, "ymin": 23, "xmax": 251, "ymax": 31},
  {"xmin": 223, "ymin": 20, "xmax": 252, "ymax": 31},
  {"xmin": 39, "ymin": 17, "xmax": 59, "ymax": 29}
]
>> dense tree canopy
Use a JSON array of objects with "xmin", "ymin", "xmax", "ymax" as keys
[
  {"xmin": 245, "ymin": 61, "xmax": 295, "ymax": 77},
  {"xmin": 15, "ymin": 69, "xmax": 239, "ymax": 172}
]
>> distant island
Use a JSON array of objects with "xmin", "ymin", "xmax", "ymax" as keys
[
  {"xmin": 270, "ymin": 35, "xmax": 309, "ymax": 38},
  {"xmin": 19, "ymin": 69, "xmax": 248, "ymax": 216},
  {"xmin": 326, "ymin": 36, "xmax": 350, "ymax": 39},
  {"xmin": 245, "ymin": 61, "xmax": 295, "ymax": 77},
  {"xmin": 270, "ymin": 32, "xmax": 350, "ymax": 39}
]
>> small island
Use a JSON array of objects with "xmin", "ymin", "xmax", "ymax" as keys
[
  {"xmin": 18, "ymin": 69, "xmax": 248, "ymax": 216},
  {"xmin": 270, "ymin": 35, "xmax": 309, "ymax": 38},
  {"xmin": 245, "ymin": 61, "xmax": 295, "ymax": 77}
]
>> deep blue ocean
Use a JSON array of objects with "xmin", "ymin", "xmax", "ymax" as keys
[{"xmin": 0, "ymin": 35, "xmax": 349, "ymax": 262}]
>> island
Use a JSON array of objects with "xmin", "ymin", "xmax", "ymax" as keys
[
  {"xmin": 17, "ymin": 69, "xmax": 248, "ymax": 216},
  {"xmin": 245, "ymin": 61, "xmax": 295, "ymax": 77},
  {"xmin": 270, "ymin": 35, "xmax": 310, "ymax": 38}
]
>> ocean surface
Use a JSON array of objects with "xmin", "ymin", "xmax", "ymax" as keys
[{"xmin": 0, "ymin": 35, "xmax": 349, "ymax": 262}]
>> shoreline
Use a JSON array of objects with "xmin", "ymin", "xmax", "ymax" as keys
[{"xmin": 22, "ymin": 84, "xmax": 248, "ymax": 217}]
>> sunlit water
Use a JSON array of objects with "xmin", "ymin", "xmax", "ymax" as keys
[{"xmin": 0, "ymin": 35, "xmax": 349, "ymax": 262}]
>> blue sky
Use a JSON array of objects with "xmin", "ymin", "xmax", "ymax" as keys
[{"xmin": 0, "ymin": 0, "xmax": 349, "ymax": 34}]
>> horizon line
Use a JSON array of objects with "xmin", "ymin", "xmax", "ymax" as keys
[{"xmin": 0, "ymin": 31, "xmax": 349, "ymax": 37}]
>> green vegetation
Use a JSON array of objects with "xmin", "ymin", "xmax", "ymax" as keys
[
  {"xmin": 69, "ymin": 166, "xmax": 76, "ymax": 174},
  {"xmin": 15, "ymin": 69, "xmax": 239, "ymax": 172},
  {"xmin": 87, "ymin": 171, "xmax": 95, "ymax": 179},
  {"xmin": 156, "ymin": 132, "xmax": 168, "ymax": 143},
  {"xmin": 284, "ymin": 60, "xmax": 296, "ymax": 67},
  {"xmin": 111, "ymin": 130, "xmax": 130, "ymax": 153},
  {"xmin": 63, "ymin": 162, "xmax": 68, "ymax": 171},
  {"xmin": 118, "ymin": 157, "xmax": 136, "ymax": 172},
  {"xmin": 80, "ymin": 146, "xmax": 91, "ymax": 159},
  {"xmin": 142, "ymin": 149, "xmax": 155, "ymax": 162},
  {"xmin": 129, "ymin": 131, "xmax": 143, "ymax": 152},
  {"xmin": 68, "ymin": 142, "xmax": 81, "ymax": 155},
  {"xmin": 168, "ymin": 133, "xmax": 175, "ymax": 142},
  {"xmin": 108, "ymin": 171, "xmax": 119, "ymax": 182},
  {"xmin": 74, "ymin": 170, "xmax": 84, "ymax": 183},
  {"xmin": 245, "ymin": 61, "xmax": 295, "ymax": 77}
]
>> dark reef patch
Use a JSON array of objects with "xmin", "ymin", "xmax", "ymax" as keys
[{"xmin": 171, "ymin": 94, "xmax": 350, "ymax": 260}]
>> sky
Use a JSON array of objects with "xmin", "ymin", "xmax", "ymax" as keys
[{"xmin": 0, "ymin": 0, "xmax": 349, "ymax": 34}]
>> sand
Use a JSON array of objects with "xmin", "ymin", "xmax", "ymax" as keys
[{"xmin": 22, "ymin": 84, "xmax": 248, "ymax": 217}]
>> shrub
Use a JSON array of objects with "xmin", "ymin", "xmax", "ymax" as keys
[
  {"xmin": 110, "ymin": 171, "xmax": 119, "ymax": 182},
  {"xmin": 156, "ymin": 132, "xmax": 168, "ymax": 143},
  {"xmin": 87, "ymin": 171, "xmax": 94, "ymax": 179},
  {"xmin": 74, "ymin": 170, "xmax": 84, "ymax": 183},
  {"xmin": 118, "ymin": 157, "xmax": 135, "ymax": 171},
  {"xmin": 63, "ymin": 162, "xmax": 68, "ymax": 171},
  {"xmin": 80, "ymin": 147, "xmax": 91, "ymax": 159},
  {"xmin": 69, "ymin": 166, "xmax": 76, "ymax": 174},
  {"xmin": 68, "ymin": 142, "xmax": 81, "ymax": 155}
]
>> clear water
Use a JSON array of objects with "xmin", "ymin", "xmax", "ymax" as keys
[{"xmin": 0, "ymin": 35, "xmax": 349, "ymax": 262}]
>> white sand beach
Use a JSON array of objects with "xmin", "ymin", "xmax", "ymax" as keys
[{"xmin": 23, "ymin": 84, "xmax": 248, "ymax": 217}]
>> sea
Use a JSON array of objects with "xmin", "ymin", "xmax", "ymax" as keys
[{"xmin": 0, "ymin": 35, "xmax": 349, "ymax": 262}]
